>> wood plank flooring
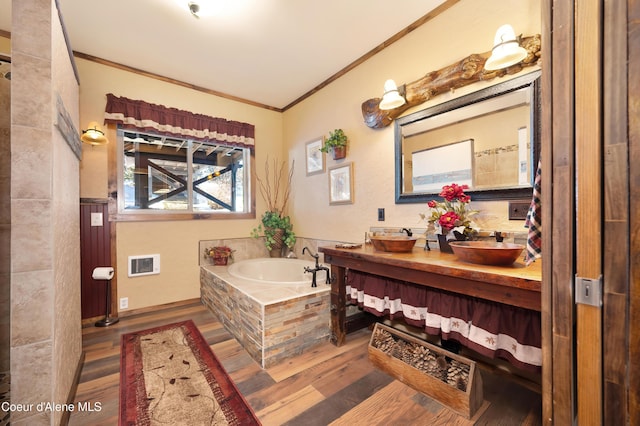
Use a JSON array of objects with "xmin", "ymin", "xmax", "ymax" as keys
[{"xmin": 69, "ymin": 299, "xmax": 542, "ymax": 425}]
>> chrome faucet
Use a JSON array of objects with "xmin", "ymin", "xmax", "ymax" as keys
[{"xmin": 302, "ymin": 246, "xmax": 330, "ymax": 287}]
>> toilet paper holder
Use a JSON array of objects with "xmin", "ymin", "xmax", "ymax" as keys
[
  {"xmin": 93, "ymin": 267, "xmax": 118, "ymax": 327},
  {"xmin": 92, "ymin": 267, "xmax": 114, "ymax": 281}
]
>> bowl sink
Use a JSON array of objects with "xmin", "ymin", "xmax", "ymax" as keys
[
  {"xmin": 370, "ymin": 235, "xmax": 417, "ymax": 252},
  {"xmin": 448, "ymin": 241, "xmax": 525, "ymax": 266}
]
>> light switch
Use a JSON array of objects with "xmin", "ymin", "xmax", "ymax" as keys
[{"xmin": 90, "ymin": 212, "xmax": 103, "ymax": 227}]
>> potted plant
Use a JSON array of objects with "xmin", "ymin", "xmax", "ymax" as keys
[
  {"xmin": 319, "ymin": 128, "xmax": 348, "ymax": 160},
  {"xmin": 419, "ymin": 183, "xmax": 478, "ymax": 253},
  {"xmin": 251, "ymin": 158, "xmax": 296, "ymax": 257}
]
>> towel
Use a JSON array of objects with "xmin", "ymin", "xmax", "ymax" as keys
[{"xmin": 524, "ymin": 160, "xmax": 542, "ymax": 266}]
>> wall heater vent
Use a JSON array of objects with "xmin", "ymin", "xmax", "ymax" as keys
[{"xmin": 128, "ymin": 254, "xmax": 160, "ymax": 277}]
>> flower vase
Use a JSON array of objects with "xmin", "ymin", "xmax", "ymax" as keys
[
  {"xmin": 437, "ymin": 232, "xmax": 468, "ymax": 253},
  {"xmin": 437, "ymin": 234, "xmax": 454, "ymax": 253}
]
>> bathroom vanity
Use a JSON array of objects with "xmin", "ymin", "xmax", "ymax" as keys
[{"xmin": 319, "ymin": 244, "xmax": 542, "ymax": 369}]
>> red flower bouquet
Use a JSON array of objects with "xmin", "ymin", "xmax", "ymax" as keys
[{"xmin": 420, "ymin": 183, "xmax": 478, "ymax": 240}]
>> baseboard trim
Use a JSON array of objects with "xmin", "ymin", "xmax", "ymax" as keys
[{"xmin": 118, "ymin": 298, "xmax": 202, "ymax": 318}]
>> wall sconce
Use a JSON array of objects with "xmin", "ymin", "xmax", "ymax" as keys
[
  {"xmin": 379, "ymin": 79, "xmax": 406, "ymax": 110},
  {"xmin": 80, "ymin": 122, "xmax": 108, "ymax": 145},
  {"xmin": 484, "ymin": 24, "xmax": 528, "ymax": 71}
]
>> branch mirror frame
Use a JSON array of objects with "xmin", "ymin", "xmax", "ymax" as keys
[{"xmin": 394, "ymin": 71, "xmax": 541, "ymax": 204}]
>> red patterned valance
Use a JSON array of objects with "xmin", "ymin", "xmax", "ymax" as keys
[{"xmin": 104, "ymin": 94, "xmax": 255, "ymax": 149}]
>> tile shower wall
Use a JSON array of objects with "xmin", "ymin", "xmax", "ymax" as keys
[
  {"xmin": 10, "ymin": 2, "xmax": 83, "ymax": 424},
  {"xmin": 0, "ymin": 59, "xmax": 10, "ymax": 375}
]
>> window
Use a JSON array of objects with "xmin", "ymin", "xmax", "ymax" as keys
[{"xmin": 118, "ymin": 129, "xmax": 252, "ymax": 216}]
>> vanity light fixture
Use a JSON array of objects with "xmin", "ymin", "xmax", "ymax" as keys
[
  {"xmin": 80, "ymin": 122, "xmax": 108, "ymax": 145},
  {"xmin": 379, "ymin": 79, "xmax": 406, "ymax": 110},
  {"xmin": 484, "ymin": 24, "xmax": 528, "ymax": 71}
]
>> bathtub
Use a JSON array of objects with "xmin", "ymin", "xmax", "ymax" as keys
[
  {"xmin": 200, "ymin": 257, "xmax": 331, "ymax": 368},
  {"xmin": 227, "ymin": 258, "xmax": 329, "ymax": 285}
]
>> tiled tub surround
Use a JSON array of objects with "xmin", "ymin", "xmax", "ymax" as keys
[
  {"xmin": 200, "ymin": 264, "xmax": 331, "ymax": 368},
  {"xmin": 198, "ymin": 236, "xmax": 340, "ymax": 266}
]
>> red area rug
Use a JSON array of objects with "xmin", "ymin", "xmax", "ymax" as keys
[{"xmin": 120, "ymin": 320, "xmax": 260, "ymax": 425}]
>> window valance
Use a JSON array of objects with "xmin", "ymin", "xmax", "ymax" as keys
[{"xmin": 104, "ymin": 93, "xmax": 255, "ymax": 149}]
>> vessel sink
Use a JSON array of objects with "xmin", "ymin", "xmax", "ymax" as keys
[
  {"xmin": 370, "ymin": 235, "xmax": 417, "ymax": 252},
  {"xmin": 448, "ymin": 241, "xmax": 525, "ymax": 266}
]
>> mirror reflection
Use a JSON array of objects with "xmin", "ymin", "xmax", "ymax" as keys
[{"xmin": 395, "ymin": 71, "xmax": 540, "ymax": 203}]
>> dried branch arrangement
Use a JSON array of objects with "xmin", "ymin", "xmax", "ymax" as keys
[
  {"xmin": 256, "ymin": 157, "xmax": 295, "ymax": 214},
  {"xmin": 371, "ymin": 326, "xmax": 471, "ymax": 391}
]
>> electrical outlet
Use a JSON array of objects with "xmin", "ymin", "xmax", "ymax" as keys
[
  {"xmin": 377, "ymin": 208, "xmax": 385, "ymax": 221},
  {"xmin": 119, "ymin": 297, "xmax": 128, "ymax": 310},
  {"xmin": 508, "ymin": 201, "xmax": 530, "ymax": 220}
]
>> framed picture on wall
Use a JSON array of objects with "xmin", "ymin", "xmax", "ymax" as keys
[
  {"xmin": 328, "ymin": 162, "xmax": 354, "ymax": 205},
  {"xmin": 305, "ymin": 137, "xmax": 325, "ymax": 176}
]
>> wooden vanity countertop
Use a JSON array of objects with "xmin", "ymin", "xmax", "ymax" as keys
[{"xmin": 319, "ymin": 244, "xmax": 541, "ymax": 311}]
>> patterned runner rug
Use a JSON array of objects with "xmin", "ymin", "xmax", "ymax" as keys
[{"xmin": 120, "ymin": 320, "xmax": 260, "ymax": 425}]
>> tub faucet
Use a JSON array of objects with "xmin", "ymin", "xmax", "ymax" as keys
[
  {"xmin": 401, "ymin": 228, "xmax": 413, "ymax": 237},
  {"xmin": 302, "ymin": 246, "xmax": 330, "ymax": 287},
  {"xmin": 302, "ymin": 246, "xmax": 319, "ymax": 263}
]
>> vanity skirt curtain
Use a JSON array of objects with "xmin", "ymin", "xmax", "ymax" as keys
[{"xmin": 347, "ymin": 270, "xmax": 541, "ymax": 372}]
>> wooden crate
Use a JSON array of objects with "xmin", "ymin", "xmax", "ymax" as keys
[{"xmin": 368, "ymin": 323, "xmax": 483, "ymax": 419}]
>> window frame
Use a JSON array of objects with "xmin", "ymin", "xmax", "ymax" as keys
[{"xmin": 108, "ymin": 124, "xmax": 256, "ymax": 222}]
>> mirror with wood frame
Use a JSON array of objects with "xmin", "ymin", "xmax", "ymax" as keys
[{"xmin": 395, "ymin": 71, "xmax": 541, "ymax": 203}]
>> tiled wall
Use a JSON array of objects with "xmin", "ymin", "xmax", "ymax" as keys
[
  {"xmin": 0, "ymin": 60, "xmax": 9, "ymax": 374},
  {"xmin": 198, "ymin": 236, "xmax": 349, "ymax": 267},
  {"xmin": 10, "ymin": 1, "xmax": 83, "ymax": 424}
]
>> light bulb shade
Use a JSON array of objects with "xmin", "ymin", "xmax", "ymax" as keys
[
  {"xmin": 484, "ymin": 24, "xmax": 528, "ymax": 71},
  {"xmin": 81, "ymin": 122, "xmax": 108, "ymax": 145},
  {"xmin": 379, "ymin": 79, "xmax": 406, "ymax": 110}
]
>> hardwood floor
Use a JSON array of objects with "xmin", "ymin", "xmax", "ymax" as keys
[{"xmin": 69, "ymin": 299, "xmax": 542, "ymax": 425}]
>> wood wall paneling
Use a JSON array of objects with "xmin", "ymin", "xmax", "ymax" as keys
[
  {"xmin": 539, "ymin": 0, "xmax": 553, "ymax": 423},
  {"xmin": 546, "ymin": 0, "xmax": 577, "ymax": 423},
  {"xmin": 602, "ymin": 0, "xmax": 630, "ymax": 423},
  {"xmin": 80, "ymin": 202, "xmax": 112, "ymax": 320},
  {"xmin": 627, "ymin": 0, "xmax": 640, "ymax": 424}
]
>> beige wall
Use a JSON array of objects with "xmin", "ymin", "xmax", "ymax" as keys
[
  {"xmin": 10, "ymin": 0, "xmax": 82, "ymax": 424},
  {"xmin": 77, "ymin": 0, "xmax": 541, "ymax": 311},
  {"xmin": 283, "ymin": 0, "xmax": 540, "ymax": 242},
  {"xmin": 77, "ymin": 59, "xmax": 284, "ymax": 310},
  {"xmin": 0, "ymin": 36, "xmax": 9, "ymax": 55}
]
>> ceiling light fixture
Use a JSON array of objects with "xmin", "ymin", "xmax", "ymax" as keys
[
  {"xmin": 188, "ymin": 1, "xmax": 200, "ymax": 18},
  {"xmin": 484, "ymin": 24, "xmax": 528, "ymax": 71},
  {"xmin": 379, "ymin": 79, "xmax": 406, "ymax": 110},
  {"xmin": 80, "ymin": 122, "xmax": 108, "ymax": 145}
]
